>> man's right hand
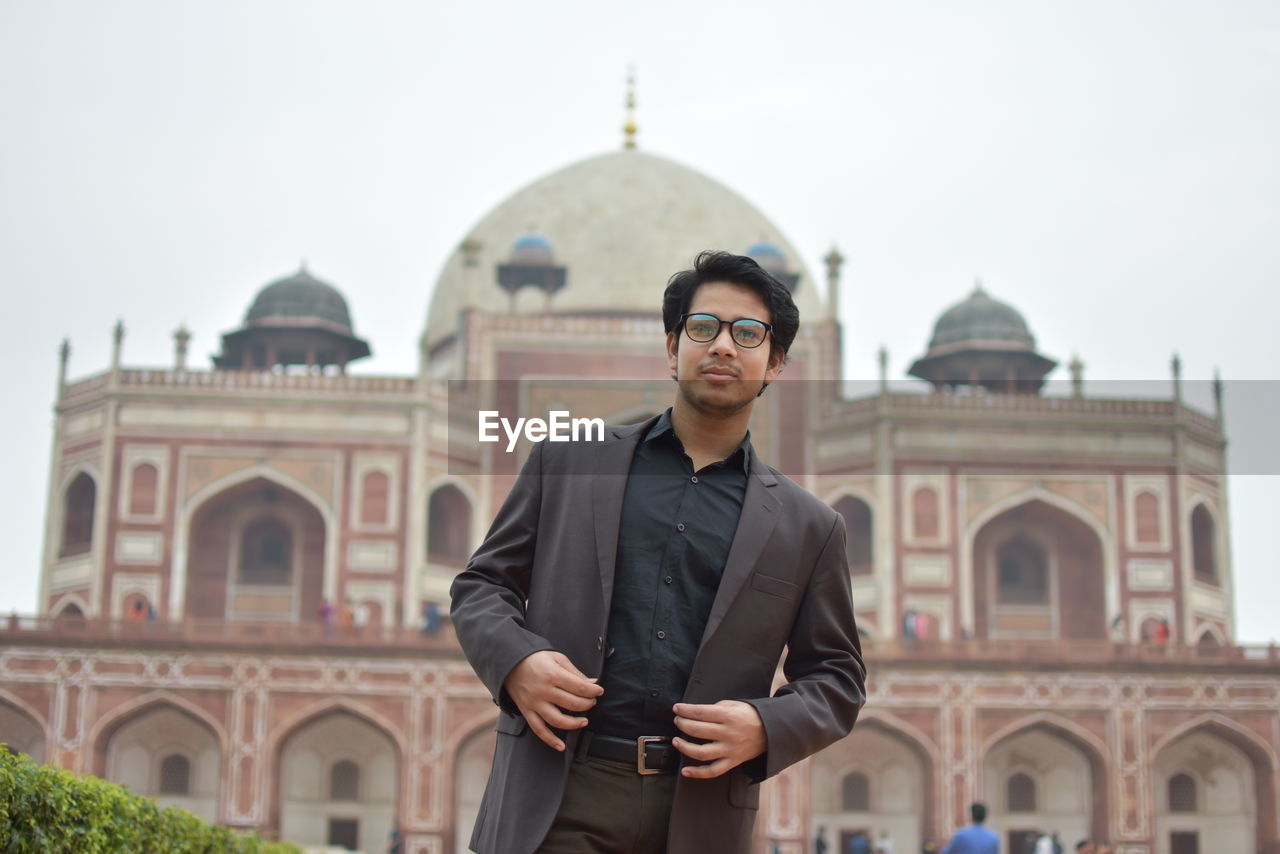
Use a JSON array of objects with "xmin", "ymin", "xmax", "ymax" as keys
[{"xmin": 503, "ymin": 650, "xmax": 604, "ymax": 752}]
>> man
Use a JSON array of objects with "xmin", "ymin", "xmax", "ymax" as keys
[
  {"xmin": 451, "ymin": 251, "xmax": 866, "ymax": 854},
  {"xmin": 1074, "ymin": 840, "xmax": 1095, "ymax": 854},
  {"xmin": 941, "ymin": 803, "xmax": 1000, "ymax": 854}
]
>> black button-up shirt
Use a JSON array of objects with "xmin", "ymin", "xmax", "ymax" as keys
[{"xmin": 591, "ymin": 409, "xmax": 750, "ymax": 738}]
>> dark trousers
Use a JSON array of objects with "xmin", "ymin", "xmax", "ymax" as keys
[{"xmin": 534, "ymin": 750, "xmax": 678, "ymax": 854}]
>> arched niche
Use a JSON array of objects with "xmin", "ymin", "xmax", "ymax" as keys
[
  {"xmin": 0, "ymin": 700, "xmax": 47, "ymax": 763},
  {"xmin": 277, "ymin": 710, "xmax": 399, "ymax": 854},
  {"xmin": 428, "ymin": 484, "xmax": 473, "ymax": 569},
  {"xmin": 1189, "ymin": 504, "xmax": 1219, "ymax": 585},
  {"xmin": 1152, "ymin": 719, "xmax": 1276, "ymax": 854},
  {"xmin": 185, "ymin": 476, "xmax": 326, "ymax": 622},
  {"xmin": 982, "ymin": 719, "xmax": 1107, "ymax": 847},
  {"xmin": 454, "ymin": 724, "xmax": 496, "ymax": 854},
  {"xmin": 972, "ymin": 499, "xmax": 1105, "ymax": 641},
  {"xmin": 832, "ymin": 495, "xmax": 873, "ymax": 576},
  {"xmin": 60, "ymin": 471, "xmax": 97, "ymax": 557},
  {"xmin": 809, "ymin": 719, "xmax": 932, "ymax": 853},
  {"xmin": 101, "ymin": 703, "xmax": 221, "ymax": 822}
]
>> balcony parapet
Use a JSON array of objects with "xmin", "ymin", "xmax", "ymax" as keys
[
  {"xmin": 863, "ymin": 636, "xmax": 1279, "ymax": 672},
  {"xmin": 61, "ymin": 368, "xmax": 419, "ymax": 406},
  {"xmin": 0, "ymin": 614, "xmax": 464, "ymax": 659},
  {"xmin": 826, "ymin": 391, "xmax": 1220, "ymax": 435}
]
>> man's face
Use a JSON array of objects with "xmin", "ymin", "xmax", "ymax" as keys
[{"xmin": 666, "ymin": 280, "xmax": 784, "ymax": 417}]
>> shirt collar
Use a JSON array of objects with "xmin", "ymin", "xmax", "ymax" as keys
[{"xmin": 645, "ymin": 408, "xmax": 753, "ymax": 475}]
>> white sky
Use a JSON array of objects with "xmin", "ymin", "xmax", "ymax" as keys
[{"xmin": 1, "ymin": 0, "xmax": 1276, "ymax": 641}]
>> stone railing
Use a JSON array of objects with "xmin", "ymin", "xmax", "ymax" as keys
[
  {"xmin": 61, "ymin": 369, "xmax": 418, "ymax": 403},
  {"xmin": 863, "ymin": 636, "xmax": 1280, "ymax": 669},
  {"xmin": 0, "ymin": 614, "xmax": 463, "ymax": 657},
  {"xmin": 825, "ymin": 391, "xmax": 1220, "ymax": 433}
]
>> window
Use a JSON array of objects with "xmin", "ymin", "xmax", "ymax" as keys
[
  {"xmin": 1168, "ymin": 773, "xmax": 1197, "ymax": 812},
  {"xmin": 330, "ymin": 759, "xmax": 359, "ymax": 801},
  {"xmin": 1170, "ymin": 831, "xmax": 1199, "ymax": 854},
  {"xmin": 61, "ymin": 473, "xmax": 96, "ymax": 556},
  {"xmin": 360, "ymin": 471, "xmax": 390, "ymax": 526},
  {"xmin": 1191, "ymin": 506, "xmax": 1217, "ymax": 583},
  {"xmin": 912, "ymin": 487, "xmax": 940, "ymax": 539},
  {"xmin": 1007, "ymin": 772, "xmax": 1036, "ymax": 812},
  {"xmin": 158, "ymin": 754, "xmax": 190, "ymax": 795},
  {"xmin": 841, "ymin": 771, "xmax": 870, "ymax": 811},
  {"xmin": 428, "ymin": 485, "xmax": 472, "ymax": 569},
  {"xmin": 239, "ymin": 517, "xmax": 292, "ymax": 585},
  {"xmin": 1134, "ymin": 491, "xmax": 1160, "ymax": 543},
  {"xmin": 833, "ymin": 496, "xmax": 873, "ymax": 576},
  {"xmin": 996, "ymin": 536, "xmax": 1048, "ymax": 605},
  {"xmin": 129, "ymin": 463, "xmax": 159, "ymax": 517}
]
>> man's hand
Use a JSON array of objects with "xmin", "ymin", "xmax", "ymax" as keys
[
  {"xmin": 671, "ymin": 700, "xmax": 766, "ymax": 778},
  {"xmin": 503, "ymin": 650, "xmax": 603, "ymax": 752}
]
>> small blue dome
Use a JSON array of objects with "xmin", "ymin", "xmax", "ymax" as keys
[
  {"xmin": 746, "ymin": 241, "xmax": 787, "ymax": 275},
  {"xmin": 511, "ymin": 233, "xmax": 555, "ymax": 264}
]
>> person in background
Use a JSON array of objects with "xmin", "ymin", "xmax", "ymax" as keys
[
  {"xmin": 848, "ymin": 830, "xmax": 871, "ymax": 854},
  {"xmin": 814, "ymin": 826, "xmax": 828, "ymax": 854},
  {"xmin": 1074, "ymin": 840, "xmax": 1095, "ymax": 854},
  {"xmin": 941, "ymin": 803, "xmax": 999, "ymax": 854},
  {"xmin": 875, "ymin": 829, "xmax": 895, "ymax": 854}
]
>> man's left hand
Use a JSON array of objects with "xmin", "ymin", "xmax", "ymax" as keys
[{"xmin": 671, "ymin": 700, "xmax": 766, "ymax": 779}]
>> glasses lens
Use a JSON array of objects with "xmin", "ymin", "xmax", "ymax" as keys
[
  {"xmin": 731, "ymin": 320, "xmax": 767, "ymax": 348},
  {"xmin": 685, "ymin": 314, "xmax": 720, "ymax": 342}
]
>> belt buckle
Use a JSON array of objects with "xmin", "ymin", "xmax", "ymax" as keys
[{"xmin": 636, "ymin": 736, "xmax": 666, "ymax": 776}]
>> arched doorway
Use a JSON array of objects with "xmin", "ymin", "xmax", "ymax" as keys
[
  {"xmin": 1153, "ymin": 725, "xmax": 1268, "ymax": 854},
  {"xmin": 101, "ymin": 703, "xmax": 221, "ymax": 821},
  {"xmin": 832, "ymin": 495, "xmax": 873, "ymax": 576},
  {"xmin": 0, "ymin": 700, "xmax": 46, "ymax": 762},
  {"xmin": 278, "ymin": 710, "xmax": 399, "ymax": 853},
  {"xmin": 454, "ymin": 725, "xmax": 496, "ymax": 854},
  {"xmin": 972, "ymin": 500, "xmax": 1105, "ymax": 640},
  {"xmin": 809, "ymin": 720, "xmax": 931, "ymax": 853},
  {"xmin": 983, "ymin": 721, "xmax": 1105, "ymax": 848},
  {"xmin": 186, "ymin": 477, "xmax": 326, "ymax": 622}
]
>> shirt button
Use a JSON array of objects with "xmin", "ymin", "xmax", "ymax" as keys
[
  {"xmin": 649, "ymin": 689, "xmax": 659, "ymax": 698},
  {"xmin": 677, "ymin": 523, "xmax": 686, "ymax": 532},
  {"xmin": 691, "ymin": 475, "xmax": 698, "ymax": 484},
  {"xmin": 657, "ymin": 631, "xmax": 666, "ymax": 639},
  {"xmin": 664, "ymin": 575, "xmax": 673, "ymax": 584}
]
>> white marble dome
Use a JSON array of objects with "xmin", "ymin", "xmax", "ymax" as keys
[{"xmin": 424, "ymin": 149, "xmax": 822, "ymax": 346}]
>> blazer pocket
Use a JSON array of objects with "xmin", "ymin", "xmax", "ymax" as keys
[
  {"xmin": 728, "ymin": 771, "xmax": 760, "ymax": 809},
  {"xmin": 494, "ymin": 711, "xmax": 527, "ymax": 737},
  {"xmin": 750, "ymin": 572, "xmax": 798, "ymax": 600}
]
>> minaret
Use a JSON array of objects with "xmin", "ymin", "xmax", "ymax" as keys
[
  {"xmin": 57, "ymin": 338, "xmax": 70, "ymax": 393},
  {"xmin": 1213, "ymin": 368, "xmax": 1224, "ymax": 425},
  {"xmin": 173, "ymin": 325, "xmax": 191, "ymax": 371},
  {"xmin": 1069, "ymin": 354, "xmax": 1084, "ymax": 398},
  {"xmin": 111, "ymin": 320, "xmax": 125, "ymax": 371},
  {"xmin": 878, "ymin": 346, "xmax": 889, "ymax": 395},
  {"xmin": 1171, "ymin": 352, "xmax": 1182, "ymax": 406},
  {"xmin": 824, "ymin": 246, "xmax": 844, "ymax": 322},
  {"xmin": 623, "ymin": 67, "xmax": 638, "ymax": 150}
]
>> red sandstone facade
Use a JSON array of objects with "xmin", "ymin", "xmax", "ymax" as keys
[{"xmin": 3, "ymin": 149, "xmax": 1277, "ymax": 854}]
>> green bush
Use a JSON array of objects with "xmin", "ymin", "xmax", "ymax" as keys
[{"xmin": 0, "ymin": 745, "xmax": 301, "ymax": 853}]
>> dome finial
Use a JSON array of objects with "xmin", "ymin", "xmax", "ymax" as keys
[
  {"xmin": 623, "ymin": 66, "xmax": 638, "ymax": 150},
  {"xmin": 973, "ymin": 277, "xmax": 985, "ymax": 294}
]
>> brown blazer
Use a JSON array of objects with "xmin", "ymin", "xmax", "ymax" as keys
[{"xmin": 450, "ymin": 417, "xmax": 866, "ymax": 854}]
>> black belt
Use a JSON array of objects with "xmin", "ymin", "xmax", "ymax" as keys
[{"xmin": 585, "ymin": 732, "xmax": 680, "ymax": 775}]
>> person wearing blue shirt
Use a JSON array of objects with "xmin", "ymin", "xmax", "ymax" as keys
[{"xmin": 942, "ymin": 803, "xmax": 1000, "ymax": 854}]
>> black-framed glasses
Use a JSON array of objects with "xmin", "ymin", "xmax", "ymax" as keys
[{"xmin": 680, "ymin": 313, "xmax": 773, "ymax": 349}]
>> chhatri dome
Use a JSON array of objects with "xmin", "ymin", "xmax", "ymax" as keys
[
  {"xmin": 908, "ymin": 283, "xmax": 1057, "ymax": 393},
  {"xmin": 424, "ymin": 149, "xmax": 821, "ymax": 348}
]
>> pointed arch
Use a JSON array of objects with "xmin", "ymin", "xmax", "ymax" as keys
[
  {"xmin": 49, "ymin": 592, "xmax": 90, "ymax": 619},
  {"xmin": 171, "ymin": 463, "xmax": 338, "ymax": 618},
  {"xmin": 0, "ymin": 689, "xmax": 50, "ymax": 732},
  {"xmin": 981, "ymin": 711, "xmax": 1110, "ymax": 843},
  {"xmin": 87, "ymin": 691, "xmax": 228, "ymax": 776},
  {"xmin": 269, "ymin": 697, "xmax": 404, "ymax": 849},
  {"xmin": 1150, "ymin": 713, "xmax": 1276, "ymax": 854},
  {"xmin": 965, "ymin": 487, "xmax": 1114, "ymax": 641}
]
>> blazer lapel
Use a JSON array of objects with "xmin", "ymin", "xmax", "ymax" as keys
[
  {"xmin": 698, "ymin": 454, "xmax": 781, "ymax": 647},
  {"xmin": 590, "ymin": 420, "xmax": 650, "ymax": 609}
]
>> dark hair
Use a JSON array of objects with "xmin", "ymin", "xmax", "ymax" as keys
[
  {"xmin": 662, "ymin": 250, "xmax": 800, "ymax": 360},
  {"xmin": 970, "ymin": 802, "xmax": 987, "ymax": 823}
]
